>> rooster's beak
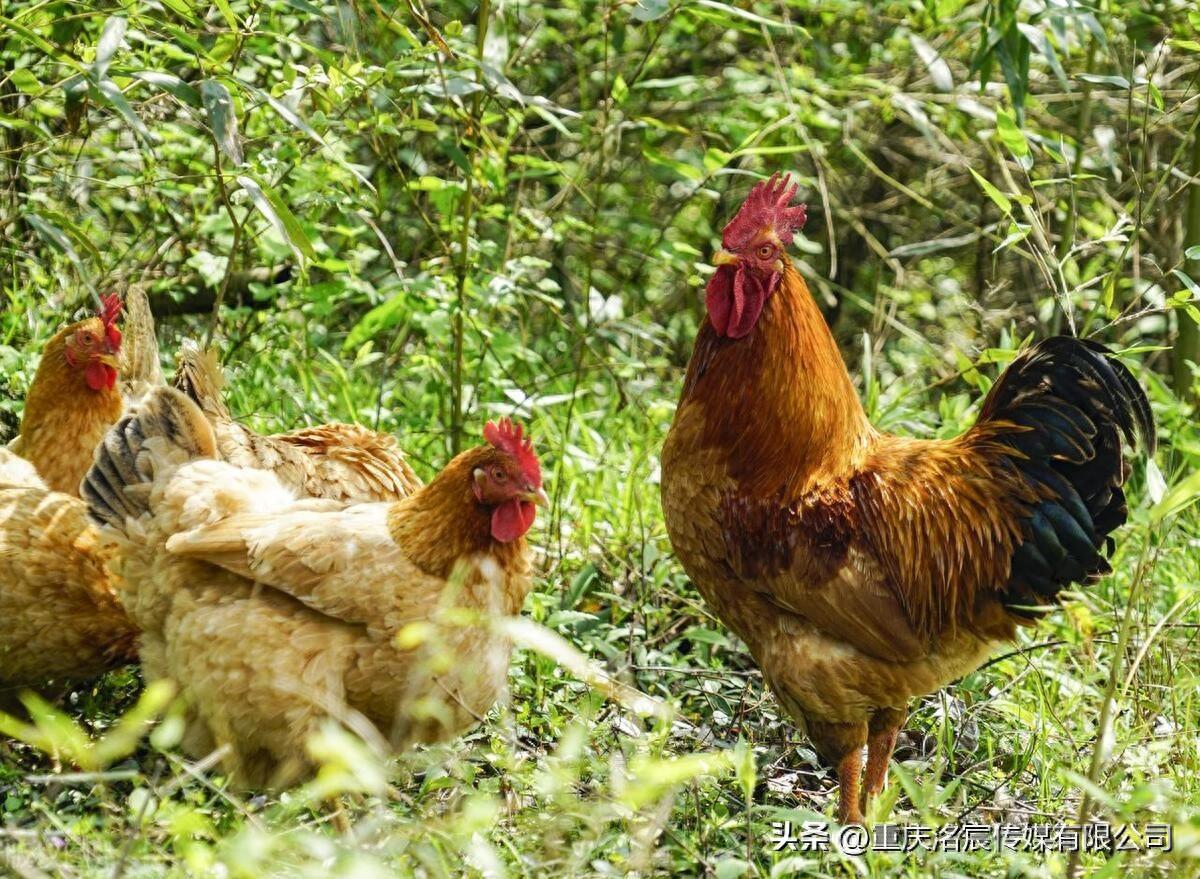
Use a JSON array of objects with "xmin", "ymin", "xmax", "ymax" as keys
[
  {"xmin": 523, "ymin": 486, "xmax": 550, "ymax": 507},
  {"xmin": 711, "ymin": 250, "xmax": 738, "ymax": 267}
]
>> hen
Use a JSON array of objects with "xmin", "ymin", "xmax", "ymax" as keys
[
  {"xmin": 83, "ymin": 386, "xmax": 547, "ymax": 788},
  {"xmin": 9, "ymin": 289, "xmax": 161, "ymax": 496},
  {"xmin": 172, "ymin": 340, "xmax": 419, "ymax": 502},
  {"xmin": 661, "ymin": 175, "xmax": 1154, "ymax": 824},
  {"xmin": 0, "ymin": 291, "xmax": 157, "ymax": 700},
  {"xmin": 0, "ymin": 448, "xmax": 137, "ymax": 704}
]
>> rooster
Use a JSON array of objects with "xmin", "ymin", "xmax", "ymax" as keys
[
  {"xmin": 661, "ymin": 174, "xmax": 1154, "ymax": 824},
  {"xmin": 83, "ymin": 386, "xmax": 547, "ymax": 788},
  {"xmin": 9, "ymin": 289, "xmax": 161, "ymax": 496},
  {"xmin": 172, "ymin": 340, "xmax": 420, "ymax": 502}
]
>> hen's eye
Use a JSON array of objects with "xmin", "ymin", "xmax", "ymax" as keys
[
  {"xmin": 756, "ymin": 244, "xmax": 775, "ymax": 260},
  {"xmin": 78, "ymin": 332, "xmax": 95, "ymax": 347},
  {"xmin": 492, "ymin": 467, "xmax": 507, "ymax": 481}
]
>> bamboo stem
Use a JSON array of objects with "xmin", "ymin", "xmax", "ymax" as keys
[{"xmin": 1173, "ymin": 129, "xmax": 1200, "ymax": 400}]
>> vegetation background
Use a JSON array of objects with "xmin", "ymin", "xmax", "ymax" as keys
[{"xmin": 2, "ymin": 0, "xmax": 1199, "ymax": 875}]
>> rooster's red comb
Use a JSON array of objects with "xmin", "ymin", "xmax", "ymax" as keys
[
  {"xmin": 97, "ymin": 293, "xmax": 123, "ymax": 349},
  {"xmin": 483, "ymin": 418, "xmax": 541, "ymax": 487},
  {"xmin": 721, "ymin": 173, "xmax": 808, "ymax": 252}
]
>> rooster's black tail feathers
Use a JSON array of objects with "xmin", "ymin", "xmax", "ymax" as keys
[{"xmin": 978, "ymin": 336, "xmax": 1154, "ymax": 616}]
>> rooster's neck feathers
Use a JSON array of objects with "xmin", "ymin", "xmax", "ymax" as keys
[
  {"xmin": 682, "ymin": 262, "xmax": 871, "ymax": 494},
  {"xmin": 387, "ymin": 448, "xmax": 527, "ymax": 581}
]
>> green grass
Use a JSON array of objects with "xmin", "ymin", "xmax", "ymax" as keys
[
  {"xmin": 1, "ymin": 302, "xmax": 1197, "ymax": 878},
  {"xmin": 2, "ymin": 0, "xmax": 1200, "ymax": 873}
]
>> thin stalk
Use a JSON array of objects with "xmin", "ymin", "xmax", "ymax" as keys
[
  {"xmin": 449, "ymin": 0, "xmax": 491, "ymax": 455},
  {"xmin": 1051, "ymin": 38, "xmax": 1097, "ymax": 335},
  {"xmin": 1057, "ymin": 39, "xmax": 1098, "ymax": 264},
  {"xmin": 1173, "ymin": 129, "xmax": 1200, "ymax": 400},
  {"xmin": 206, "ymin": 134, "xmax": 243, "ymax": 348},
  {"xmin": 1065, "ymin": 539, "xmax": 1156, "ymax": 879}
]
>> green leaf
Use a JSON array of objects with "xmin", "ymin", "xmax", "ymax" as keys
[
  {"xmin": 968, "ymin": 167, "xmax": 1012, "ymax": 214},
  {"xmin": 253, "ymin": 87, "xmax": 373, "ymax": 189},
  {"xmin": 611, "ymin": 74, "xmax": 628, "ymax": 105},
  {"xmin": 1151, "ymin": 469, "xmax": 1200, "ymax": 524},
  {"xmin": 910, "ymin": 33, "xmax": 954, "ymax": 91},
  {"xmin": 25, "ymin": 212, "xmax": 96, "ymax": 295},
  {"xmin": 0, "ymin": 681, "xmax": 174, "ymax": 772},
  {"xmin": 1016, "ymin": 22, "xmax": 1066, "ymax": 86},
  {"xmin": 1076, "ymin": 73, "xmax": 1131, "ymax": 89},
  {"xmin": 691, "ymin": 0, "xmax": 798, "ymax": 31},
  {"xmin": 9, "ymin": 67, "xmax": 40, "ymax": 95},
  {"xmin": 440, "ymin": 139, "xmax": 471, "ymax": 175},
  {"xmin": 93, "ymin": 16, "xmax": 126, "ymax": 79},
  {"xmin": 212, "ymin": 0, "xmax": 240, "ymax": 30},
  {"xmin": 995, "ymin": 109, "xmax": 1030, "ymax": 161},
  {"xmin": 629, "ymin": 0, "xmax": 669, "ymax": 22},
  {"xmin": 31, "ymin": 208, "xmax": 103, "ymax": 267},
  {"xmin": 0, "ymin": 15, "xmax": 87, "ymax": 73},
  {"xmin": 132, "ymin": 70, "xmax": 201, "ymax": 106},
  {"xmin": 237, "ymin": 175, "xmax": 315, "ymax": 261},
  {"xmin": 1186, "ymin": 245, "xmax": 1200, "ymax": 261},
  {"xmin": 346, "ymin": 292, "xmax": 412, "ymax": 350},
  {"xmin": 1172, "ymin": 269, "xmax": 1199, "ymax": 297},
  {"xmin": 93, "ymin": 78, "xmax": 158, "ymax": 144},
  {"xmin": 201, "ymin": 79, "xmax": 243, "ymax": 166},
  {"xmin": 642, "ymin": 148, "xmax": 702, "ymax": 181},
  {"xmin": 158, "ymin": 0, "xmax": 199, "ymax": 21}
]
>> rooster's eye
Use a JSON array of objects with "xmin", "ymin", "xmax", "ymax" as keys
[
  {"xmin": 492, "ymin": 467, "xmax": 507, "ymax": 481},
  {"xmin": 756, "ymin": 244, "xmax": 776, "ymax": 260}
]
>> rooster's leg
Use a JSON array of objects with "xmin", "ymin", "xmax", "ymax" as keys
[
  {"xmin": 836, "ymin": 749, "xmax": 865, "ymax": 825},
  {"xmin": 860, "ymin": 706, "xmax": 906, "ymax": 815},
  {"xmin": 809, "ymin": 719, "xmax": 868, "ymax": 825}
]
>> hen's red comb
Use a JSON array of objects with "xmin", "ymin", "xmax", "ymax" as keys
[
  {"xmin": 97, "ymin": 293, "xmax": 123, "ymax": 348},
  {"xmin": 483, "ymin": 418, "xmax": 541, "ymax": 487},
  {"xmin": 721, "ymin": 173, "xmax": 808, "ymax": 251}
]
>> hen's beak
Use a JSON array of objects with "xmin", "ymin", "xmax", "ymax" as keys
[
  {"xmin": 95, "ymin": 353, "xmax": 120, "ymax": 368},
  {"xmin": 523, "ymin": 486, "xmax": 550, "ymax": 507},
  {"xmin": 711, "ymin": 250, "xmax": 738, "ymax": 267}
]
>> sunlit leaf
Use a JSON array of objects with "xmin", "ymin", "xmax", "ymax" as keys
[
  {"xmin": 93, "ymin": 16, "xmax": 126, "ymax": 79},
  {"xmin": 9, "ymin": 67, "xmax": 40, "ymax": 95},
  {"xmin": 629, "ymin": 0, "xmax": 669, "ymax": 22},
  {"xmin": 93, "ymin": 78, "xmax": 158, "ymax": 144},
  {"xmin": 968, "ymin": 167, "xmax": 1012, "ymax": 214},
  {"xmin": 237, "ymin": 175, "xmax": 315, "ymax": 261},
  {"xmin": 995, "ymin": 109, "xmax": 1030, "ymax": 161},
  {"xmin": 201, "ymin": 79, "xmax": 243, "ymax": 166},
  {"xmin": 131, "ymin": 70, "xmax": 201, "ymax": 106},
  {"xmin": 910, "ymin": 33, "xmax": 954, "ymax": 91}
]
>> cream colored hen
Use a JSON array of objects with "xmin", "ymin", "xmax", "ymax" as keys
[
  {"xmin": 172, "ymin": 341, "xmax": 419, "ymax": 502},
  {"xmin": 83, "ymin": 386, "xmax": 547, "ymax": 788}
]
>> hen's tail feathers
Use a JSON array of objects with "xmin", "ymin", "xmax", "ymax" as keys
[
  {"xmin": 83, "ymin": 386, "xmax": 217, "ymax": 531},
  {"xmin": 119, "ymin": 285, "xmax": 165, "ymax": 391},
  {"xmin": 171, "ymin": 340, "xmax": 231, "ymax": 420},
  {"xmin": 977, "ymin": 336, "xmax": 1155, "ymax": 617}
]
